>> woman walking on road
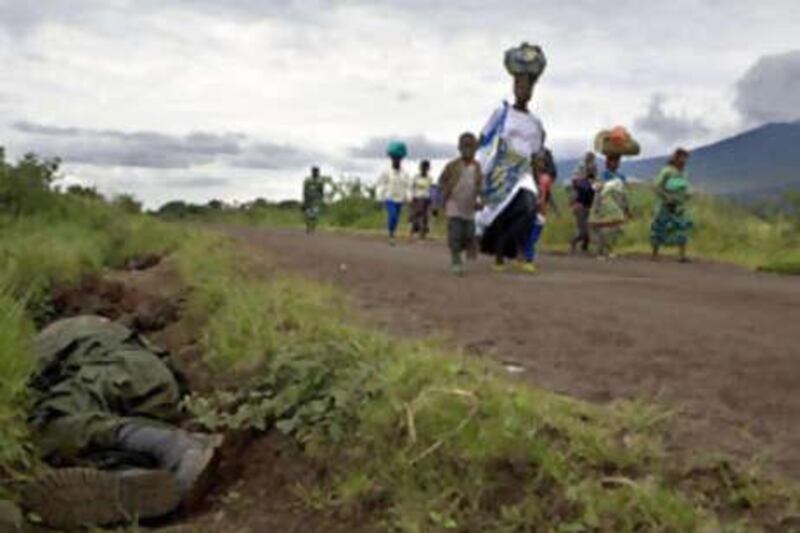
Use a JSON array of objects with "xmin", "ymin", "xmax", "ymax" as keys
[
  {"xmin": 589, "ymin": 154, "xmax": 632, "ymax": 259},
  {"xmin": 651, "ymin": 148, "xmax": 693, "ymax": 262},
  {"xmin": 588, "ymin": 127, "xmax": 639, "ymax": 259},
  {"xmin": 377, "ymin": 141, "xmax": 411, "ymax": 245},
  {"xmin": 476, "ymin": 42, "xmax": 547, "ymax": 273}
]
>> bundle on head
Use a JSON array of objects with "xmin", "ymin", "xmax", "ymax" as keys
[
  {"xmin": 594, "ymin": 126, "xmax": 641, "ymax": 157},
  {"xmin": 504, "ymin": 42, "xmax": 547, "ymax": 81},
  {"xmin": 386, "ymin": 141, "xmax": 408, "ymax": 159}
]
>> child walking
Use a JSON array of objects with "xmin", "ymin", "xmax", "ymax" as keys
[
  {"xmin": 409, "ymin": 160, "xmax": 433, "ymax": 239},
  {"xmin": 438, "ymin": 133, "xmax": 483, "ymax": 276},
  {"xmin": 521, "ymin": 150, "xmax": 555, "ymax": 273}
]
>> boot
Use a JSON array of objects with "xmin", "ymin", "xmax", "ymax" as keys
[
  {"xmin": 23, "ymin": 467, "xmax": 181, "ymax": 529},
  {"xmin": 116, "ymin": 423, "xmax": 223, "ymax": 505}
]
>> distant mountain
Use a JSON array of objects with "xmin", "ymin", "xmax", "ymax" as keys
[{"xmin": 556, "ymin": 121, "xmax": 800, "ymax": 198}]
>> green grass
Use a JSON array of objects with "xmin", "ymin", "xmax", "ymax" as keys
[
  {"xmin": 0, "ymin": 275, "xmax": 36, "ymax": 493},
  {"xmin": 178, "ymin": 233, "xmax": 799, "ymax": 531},
  {"xmin": 0, "ymin": 193, "xmax": 183, "ymax": 485},
  {"xmin": 542, "ymin": 185, "xmax": 800, "ymax": 269},
  {"xmin": 758, "ymin": 249, "xmax": 800, "ymax": 275},
  {"xmin": 1, "ymin": 181, "xmax": 797, "ymax": 528}
]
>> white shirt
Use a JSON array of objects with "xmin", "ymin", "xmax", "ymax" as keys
[
  {"xmin": 480, "ymin": 104, "xmax": 545, "ymax": 161},
  {"xmin": 377, "ymin": 167, "xmax": 411, "ymax": 203}
]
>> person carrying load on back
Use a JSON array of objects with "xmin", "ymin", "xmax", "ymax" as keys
[
  {"xmin": 409, "ymin": 160, "xmax": 434, "ymax": 240},
  {"xmin": 21, "ymin": 316, "xmax": 222, "ymax": 530},
  {"xmin": 302, "ymin": 166, "xmax": 326, "ymax": 234},
  {"xmin": 476, "ymin": 42, "xmax": 547, "ymax": 273},
  {"xmin": 589, "ymin": 127, "xmax": 639, "ymax": 259},
  {"xmin": 377, "ymin": 141, "xmax": 411, "ymax": 245},
  {"xmin": 650, "ymin": 148, "xmax": 693, "ymax": 262},
  {"xmin": 569, "ymin": 152, "xmax": 598, "ymax": 253}
]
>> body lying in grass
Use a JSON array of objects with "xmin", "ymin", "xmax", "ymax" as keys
[{"xmin": 22, "ymin": 316, "xmax": 222, "ymax": 529}]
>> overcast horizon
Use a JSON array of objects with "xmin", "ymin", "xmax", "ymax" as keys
[{"xmin": 2, "ymin": 1, "xmax": 799, "ymax": 207}]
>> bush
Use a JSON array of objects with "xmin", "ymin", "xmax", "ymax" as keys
[
  {"xmin": 0, "ymin": 150, "xmax": 60, "ymax": 216},
  {"xmin": 112, "ymin": 193, "xmax": 143, "ymax": 214}
]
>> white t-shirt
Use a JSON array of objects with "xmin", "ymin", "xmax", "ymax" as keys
[{"xmin": 377, "ymin": 167, "xmax": 411, "ymax": 203}]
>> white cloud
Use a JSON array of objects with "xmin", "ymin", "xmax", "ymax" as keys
[
  {"xmin": 1, "ymin": 0, "xmax": 800, "ymax": 206},
  {"xmin": 634, "ymin": 94, "xmax": 711, "ymax": 148},
  {"xmin": 734, "ymin": 49, "xmax": 800, "ymax": 125}
]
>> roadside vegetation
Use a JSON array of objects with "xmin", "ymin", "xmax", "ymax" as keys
[
  {"xmin": 177, "ymin": 230, "xmax": 800, "ymax": 531},
  {"xmin": 2, "ymin": 149, "xmax": 798, "ymax": 530},
  {"xmin": 0, "ymin": 150, "xmax": 183, "ymax": 495}
]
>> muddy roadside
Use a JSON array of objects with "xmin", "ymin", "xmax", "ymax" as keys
[{"xmin": 23, "ymin": 257, "xmax": 364, "ymax": 533}]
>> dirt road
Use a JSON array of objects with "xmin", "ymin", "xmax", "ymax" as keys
[{"xmin": 230, "ymin": 228, "xmax": 800, "ymax": 478}]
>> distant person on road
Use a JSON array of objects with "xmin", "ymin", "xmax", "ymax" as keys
[
  {"xmin": 589, "ymin": 154, "xmax": 632, "ymax": 259},
  {"xmin": 569, "ymin": 152, "xmax": 598, "ymax": 253},
  {"xmin": 409, "ymin": 160, "xmax": 434, "ymax": 240},
  {"xmin": 651, "ymin": 148, "xmax": 693, "ymax": 262},
  {"xmin": 476, "ymin": 42, "xmax": 547, "ymax": 274},
  {"xmin": 438, "ymin": 132, "xmax": 483, "ymax": 276},
  {"xmin": 377, "ymin": 141, "xmax": 411, "ymax": 245},
  {"xmin": 302, "ymin": 166, "xmax": 325, "ymax": 234},
  {"xmin": 522, "ymin": 149, "xmax": 556, "ymax": 271}
]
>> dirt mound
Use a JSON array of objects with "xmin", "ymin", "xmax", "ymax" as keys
[
  {"xmin": 172, "ymin": 432, "xmax": 365, "ymax": 533},
  {"xmin": 44, "ymin": 259, "xmax": 182, "ymax": 332}
]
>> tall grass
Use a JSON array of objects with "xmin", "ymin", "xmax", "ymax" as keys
[
  {"xmin": 0, "ymin": 196, "xmax": 183, "ymax": 311},
  {"xmin": 0, "ymin": 275, "xmax": 35, "ymax": 489},
  {"xmin": 178, "ymin": 234, "xmax": 799, "ymax": 531},
  {"xmin": 0, "ymin": 194, "xmax": 183, "ymax": 482}
]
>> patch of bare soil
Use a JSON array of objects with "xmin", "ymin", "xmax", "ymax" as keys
[{"xmin": 167, "ymin": 433, "xmax": 373, "ymax": 533}]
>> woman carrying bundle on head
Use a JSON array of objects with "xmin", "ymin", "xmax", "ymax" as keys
[
  {"xmin": 589, "ymin": 127, "xmax": 640, "ymax": 259},
  {"xmin": 476, "ymin": 42, "xmax": 547, "ymax": 274},
  {"xmin": 377, "ymin": 141, "xmax": 411, "ymax": 246}
]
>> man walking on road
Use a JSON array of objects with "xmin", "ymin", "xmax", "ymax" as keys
[{"xmin": 302, "ymin": 166, "xmax": 326, "ymax": 234}]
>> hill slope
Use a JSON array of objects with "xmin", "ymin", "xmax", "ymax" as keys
[{"xmin": 557, "ymin": 121, "xmax": 800, "ymax": 197}]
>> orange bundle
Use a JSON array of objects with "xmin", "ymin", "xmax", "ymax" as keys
[{"xmin": 594, "ymin": 126, "xmax": 641, "ymax": 157}]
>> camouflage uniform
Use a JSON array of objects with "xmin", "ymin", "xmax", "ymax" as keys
[
  {"xmin": 28, "ymin": 316, "xmax": 186, "ymax": 460},
  {"xmin": 302, "ymin": 177, "xmax": 325, "ymax": 232}
]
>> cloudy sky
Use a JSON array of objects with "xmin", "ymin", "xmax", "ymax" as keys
[{"xmin": 1, "ymin": 1, "xmax": 799, "ymax": 207}]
